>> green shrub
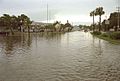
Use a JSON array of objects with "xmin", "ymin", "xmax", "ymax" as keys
[
  {"xmin": 109, "ymin": 32, "xmax": 120, "ymax": 40},
  {"xmin": 92, "ymin": 31, "xmax": 101, "ymax": 35},
  {"xmin": 101, "ymin": 33, "xmax": 109, "ymax": 37}
]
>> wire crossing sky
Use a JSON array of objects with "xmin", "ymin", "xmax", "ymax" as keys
[{"xmin": 0, "ymin": 0, "xmax": 119, "ymax": 25}]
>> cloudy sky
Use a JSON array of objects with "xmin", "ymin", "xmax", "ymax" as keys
[{"xmin": 0, "ymin": 0, "xmax": 119, "ymax": 25}]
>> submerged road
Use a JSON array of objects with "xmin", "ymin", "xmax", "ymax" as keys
[{"xmin": 0, "ymin": 31, "xmax": 120, "ymax": 81}]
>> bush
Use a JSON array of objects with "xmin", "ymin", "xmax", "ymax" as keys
[
  {"xmin": 92, "ymin": 31, "xmax": 101, "ymax": 35},
  {"xmin": 109, "ymin": 32, "xmax": 120, "ymax": 40},
  {"xmin": 101, "ymin": 33, "xmax": 110, "ymax": 37}
]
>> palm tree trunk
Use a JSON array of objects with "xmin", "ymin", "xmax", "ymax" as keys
[
  {"xmin": 9, "ymin": 26, "xmax": 14, "ymax": 35},
  {"xmin": 99, "ymin": 15, "xmax": 101, "ymax": 31},
  {"xmin": 93, "ymin": 15, "xmax": 95, "ymax": 31},
  {"xmin": 28, "ymin": 26, "xmax": 30, "ymax": 33}
]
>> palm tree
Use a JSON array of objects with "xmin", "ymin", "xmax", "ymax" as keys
[
  {"xmin": 95, "ymin": 7, "xmax": 105, "ymax": 31},
  {"xmin": 2, "ymin": 14, "xmax": 14, "ymax": 34},
  {"xmin": 0, "ymin": 14, "xmax": 32, "ymax": 33},
  {"xmin": 2, "ymin": 14, "xmax": 11, "ymax": 26},
  {"xmin": 109, "ymin": 12, "xmax": 120, "ymax": 31},
  {"xmin": 25, "ymin": 18, "xmax": 32, "ymax": 33},
  {"xmin": 11, "ymin": 15, "xmax": 18, "ymax": 29},
  {"xmin": 0, "ymin": 16, "xmax": 5, "ymax": 28},
  {"xmin": 90, "ymin": 11, "xmax": 95, "ymax": 31},
  {"xmin": 18, "ymin": 14, "xmax": 32, "ymax": 32}
]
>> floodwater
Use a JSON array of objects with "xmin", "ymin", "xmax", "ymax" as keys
[{"xmin": 0, "ymin": 31, "xmax": 120, "ymax": 81}]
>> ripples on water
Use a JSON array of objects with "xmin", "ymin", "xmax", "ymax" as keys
[{"xmin": 0, "ymin": 31, "xmax": 120, "ymax": 81}]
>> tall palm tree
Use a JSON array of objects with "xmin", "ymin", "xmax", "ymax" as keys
[
  {"xmin": 90, "ymin": 11, "xmax": 95, "ymax": 31},
  {"xmin": 95, "ymin": 7, "xmax": 105, "ymax": 31}
]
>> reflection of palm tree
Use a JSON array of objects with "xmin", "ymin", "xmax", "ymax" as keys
[
  {"xmin": 27, "ymin": 33, "xmax": 31, "ymax": 47},
  {"xmin": 98, "ymin": 39, "xmax": 102, "ymax": 55},
  {"xmin": 5, "ymin": 36, "xmax": 14, "ymax": 55}
]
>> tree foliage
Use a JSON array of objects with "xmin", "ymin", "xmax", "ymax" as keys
[
  {"xmin": 95, "ymin": 7, "xmax": 105, "ymax": 31},
  {"xmin": 0, "ymin": 14, "xmax": 32, "ymax": 32},
  {"xmin": 90, "ymin": 7, "xmax": 105, "ymax": 31}
]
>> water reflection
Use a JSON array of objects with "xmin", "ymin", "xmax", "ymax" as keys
[
  {"xmin": 0, "ymin": 31, "xmax": 120, "ymax": 81},
  {"xmin": 0, "ymin": 33, "xmax": 32, "ymax": 56}
]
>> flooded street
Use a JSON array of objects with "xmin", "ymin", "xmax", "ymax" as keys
[{"xmin": 0, "ymin": 31, "xmax": 120, "ymax": 81}]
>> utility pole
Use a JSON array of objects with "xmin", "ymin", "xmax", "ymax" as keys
[
  {"xmin": 116, "ymin": 0, "xmax": 120, "ymax": 29},
  {"xmin": 47, "ymin": 4, "xmax": 48, "ymax": 24}
]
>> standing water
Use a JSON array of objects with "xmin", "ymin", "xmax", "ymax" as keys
[{"xmin": 0, "ymin": 31, "xmax": 120, "ymax": 81}]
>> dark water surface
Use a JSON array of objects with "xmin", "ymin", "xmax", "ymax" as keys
[{"xmin": 0, "ymin": 31, "xmax": 120, "ymax": 81}]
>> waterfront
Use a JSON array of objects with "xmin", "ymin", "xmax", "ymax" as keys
[{"xmin": 0, "ymin": 31, "xmax": 120, "ymax": 81}]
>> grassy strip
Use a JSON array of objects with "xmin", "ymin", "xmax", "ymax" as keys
[{"xmin": 91, "ymin": 32, "xmax": 120, "ymax": 45}]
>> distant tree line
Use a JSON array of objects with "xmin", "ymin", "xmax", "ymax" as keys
[
  {"xmin": 79, "ymin": 25, "xmax": 91, "ymax": 30},
  {"xmin": 0, "ymin": 14, "xmax": 73, "ymax": 33},
  {"xmin": 0, "ymin": 14, "xmax": 32, "ymax": 34}
]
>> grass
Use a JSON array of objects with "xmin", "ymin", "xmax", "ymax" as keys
[{"xmin": 91, "ymin": 31, "xmax": 120, "ymax": 45}]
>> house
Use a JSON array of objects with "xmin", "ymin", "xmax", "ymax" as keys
[{"xmin": 30, "ymin": 22, "xmax": 52, "ymax": 32}]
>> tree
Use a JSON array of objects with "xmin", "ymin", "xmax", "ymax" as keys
[
  {"xmin": 0, "ymin": 14, "xmax": 32, "ymax": 33},
  {"xmin": 2, "ymin": 14, "xmax": 11, "ymax": 27},
  {"xmin": 95, "ymin": 7, "xmax": 105, "ymax": 31},
  {"xmin": 109, "ymin": 12, "xmax": 120, "ymax": 31},
  {"xmin": 11, "ymin": 15, "xmax": 18, "ymax": 29},
  {"xmin": 90, "ymin": 11, "xmax": 95, "ymax": 31},
  {"xmin": 18, "ymin": 14, "xmax": 32, "ymax": 32},
  {"xmin": 2, "ymin": 14, "xmax": 14, "ymax": 34}
]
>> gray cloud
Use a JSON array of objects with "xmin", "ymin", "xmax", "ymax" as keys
[{"xmin": 0, "ymin": 0, "xmax": 118, "ymax": 24}]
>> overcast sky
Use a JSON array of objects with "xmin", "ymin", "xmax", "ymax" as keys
[{"xmin": 0, "ymin": 0, "xmax": 119, "ymax": 25}]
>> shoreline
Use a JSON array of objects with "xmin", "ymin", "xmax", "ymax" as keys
[{"xmin": 91, "ymin": 32, "xmax": 120, "ymax": 45}]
